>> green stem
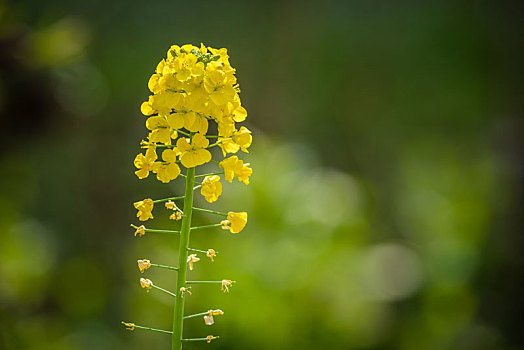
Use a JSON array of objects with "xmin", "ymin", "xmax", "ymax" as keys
[
  {"xmin": 150, "ymin": 263, "xmax": 178, "ymax": 271},
  {"xmin": 153, "ymin": 195, "xmax": 185, "ymax": 204},
  {"xmin": 172, "ymin": 166, "xmax": 195, "ymax": 350},
  {"xmin": 182, "ymin": 336, "xmax": 219, "ymax": 342},
  {"xmin": 187, "ymin": 281, "xmax": 232, "ymax": 284},
  {"xmin": 190, "ymin": 223, "xmax": 223, "ymax": 231},
  {"xmin": 177, "ymin": 130, "xmax": 191, "ymax": 137},
  {"xmin": 187, "ymin": 248, "xmax": 208, "ymax": 254},
  {"xmin": 194, "ymin": 172, "xmax": 224, "ymax": 178},
  {"xmin": 122, "ymin": 322, "xmax": 173, "ymax": 335},
  {"xmin": 131, "ymin": 224, "xmax": 180, "ymax": 235},
  {"xmin": 192, "ymin": 207, "xmax": 228, "ymax": 217},
  {"xmin": 152, "ymin": 284, "xmax": 177, "ymax": 298},
  {"xmin": 207, "ymin": 137, "xmax": 232, "ymax": 149},
  {"xmin": 183, "ymin": 311, "xmax": 212, "ymax": 319}
]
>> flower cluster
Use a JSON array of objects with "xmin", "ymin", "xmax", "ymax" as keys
[
  {"xmin": 135, "ymin": 43, "xmax": 253, "ymax": 176},
  {"xmin": 125, "ymin": 43, "xmax": 253, "ymax": 348}
]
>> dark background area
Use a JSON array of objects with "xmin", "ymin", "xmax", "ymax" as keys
[{"xmin": 0, "ymin": 0, "xmax": 523, "ymax": 349}]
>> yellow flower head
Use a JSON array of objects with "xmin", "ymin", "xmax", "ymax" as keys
[
  {"xmin": 137, "ymin": 259, "xmax": 151, "ymax": 272},
  {"xmin": 226, "ymin": 211, "xmax": 248, "ymax": 233},
  {"xmin": 140, "ymin": 278, "xmax": 153, "ymax": 291},
  {"xmin": 165, "ymin": 200, "xmax": 176, "ymax": 209},
  {"xmin": 206, "ymin": 248, "xmax": 217, "ymax": 262},
  {"xmin": 134, "ymin": 199, "xmax": 154, "ymax": 221},
  {"xmin": 176, "ymin": 133, "xmax": 212, "ymax": 168},
  {"xmin": 221, "ymin": 279, "xmax": 233, "ymax": 293},
  {"xmin": 134, "ymin": 225, "xmax": 146, "ymax": 237},
  {"xmin": 187, "ymin": 254, "xmax": 200, "ymax": 270},
  {"xmin": 200, "ymin": 175, "xmax": 223, "ymax": 203}
]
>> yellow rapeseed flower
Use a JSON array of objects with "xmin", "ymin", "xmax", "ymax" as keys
[
  {"xmin": 152, "ymin": 149, "xmax": 181, "ymax": 183},
  {"xmin": 225, "ymin": 211, "xmax": 247, "ymax": 234},
  {"xmin": 134, "ymin": 147, "xmax": 157, "ymax": 179},
  {"xmin": 232, "ymin": 126, "xmax": 252, "ymax": 153},
  {"xmin": 134, "ymin": 199, "xmax": 154, "ymax": 221},
  {"xmin": 200, "ymin": 175, "xmax": 222, "ymax": 203},
  {"xmin": 146, "ymin": 116, "xmax": 177, "ymax": 145},
  {"xmin": 219, "ymin": 156, "xmax": 252, "ymax": 184},
  {"xmin": 236, "ymin": 163, "xmax": 252, "ymax": 185},
  {"xmin": 176, "ymin": 133, "xmax": 211, "ymax": 168}
]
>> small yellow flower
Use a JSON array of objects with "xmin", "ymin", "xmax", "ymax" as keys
[
  {"xmin": 227, "ymin": 212, "xmax": 248, "ymax": 233},
  {"xmin": 200, "ymin": 175, "xmax": 222, "ymax": 203},
  {"xmin": 134, "ymin": 199, "xmax": 154, "ymax": 221},
  {"xmin": 221, "ymin": 279, "xmax": 233, "ymax": 293},
  {"xmin": 236, "ymin": 163, "xmax": 252, "ymax": 185},
  {"xmin": 152, "ymin": 149, "xmax": 181, "ymax": 183},
  {"xmin": 140, "ymin": 278, "xmax": 153, "ymax": 291},
  {"xmin": 165, "ymin": 200, "xmax": 175, "ymax": 209},
  {"xmin": 146, "ymin": 115, "xmax": 177, "ymax": 145},
  {"xmin": 134, "ymin": 225, "xmax": 146, "ymax": 237},
  {"xmin": 134, "ymin": 147, "xmax": 158, "ymax": 179},
  {"xmin": 169, "ymin": 211, "xmax": 182, "ymax": 221},
  {"xmin": 219, "ymin": 156, "xmax": 252, "ymax": 184},
  {"xmin": 179, "ymin": 286, "xmax": 192, "ymax": 298},
  {"xmin": 122, "ymin": 322, "xmax": 135, "ymax": 331},
  {"xmin": 187, "ymin": 254, "xmax": 200, "ymax": 270},
  {"xmin": 232, "ymin": 126, "xmax": 252, "ymax": 153},
  {"xmin": 206, "ymin": 249, "xmax": 217, "ymax": 261},
  {"xmin": 206, "ymin": 335, "xmax": 218, "ymax": 344},
  {"xmin": 176, "ymin": 133, "xmax": 212, "ymax": 168},
  {"xmin": 137, "ymin": 259, "xmax": 151, "ymax": 272}
]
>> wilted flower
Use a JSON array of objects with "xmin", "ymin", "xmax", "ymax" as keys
[
  {"xmin": 140, "ymin": 278, "xmax": 153, "ymax": 291},
  {"xmin": 221, "ymin": 279, "xmax": 233, "ymax": 293},
  {"xmin": 187, "ymin": 254, "xmax": 200, "ymax": 270},
  {"xmin": 134, "ymin": 225, "xmax": 146, "ymax": 237},
  {"xmin": 137, "ymin": 259, "xmax": 151, "ymax": 272},
  {"xmin": 134, "ymin": 199, "xmax": 154, "ymax": 221},
  {"xmin": 206, "ymin": 249, "xmax": 217, "ymax": 261}
]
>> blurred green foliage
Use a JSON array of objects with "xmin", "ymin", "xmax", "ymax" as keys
[{"xmin": 0, "ymin": 0, "xmax": 522, "ymax": 349}]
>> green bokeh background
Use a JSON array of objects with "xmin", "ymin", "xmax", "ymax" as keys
[{"xmin": 1, "ymin": 1, "xmax": 523, "ymax": 349}]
